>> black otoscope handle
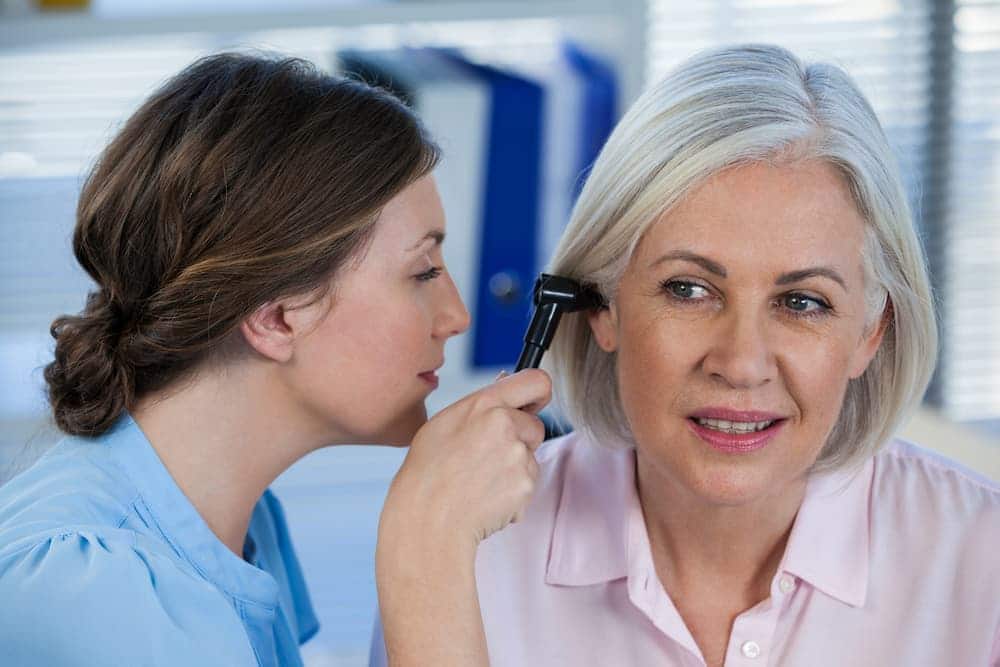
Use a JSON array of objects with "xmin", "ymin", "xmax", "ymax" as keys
[
  {"xmin": 515, "ymin": 300, "xmax": 563, "ymax": 371},
  {"xmin": 515, "ymin": 344, "xmax": 545, "ymax": 372}
]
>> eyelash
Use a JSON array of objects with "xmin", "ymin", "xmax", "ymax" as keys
[
  {"xmin": 415, "ymin": 266, "xmax": 443, "ymax": 282},
  {"xmin": 659, "ymin": 279, "xmax": 833, "ymax": 319}
]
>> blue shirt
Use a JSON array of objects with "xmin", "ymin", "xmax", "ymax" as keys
[{"xmin": 0, "ymin": 415, "xmax": 318, "ymax": 666}]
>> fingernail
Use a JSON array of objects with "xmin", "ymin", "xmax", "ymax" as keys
[{"xmin": 495, "ymin": 370, "xmax": 509, "ymax": 382}]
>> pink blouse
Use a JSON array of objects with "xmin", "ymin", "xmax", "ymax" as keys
[{"xmin": 469, "ymin": 433, "xmax": 1000, "ymax": 666}]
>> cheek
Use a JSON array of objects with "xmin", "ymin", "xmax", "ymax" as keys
[
  {"xmin": 298, "ymin": 298, "xmax": 433, "ymax": 441},
  {"xmin": 619, "ymin": 311, "xmax": 702, "ymax": 378},
  {"xmin": 615, "ymin": 316, "xmax": 692, "ymax": 427},
  {"xmin": 333, "ymin": 300, "xmax": 428, "ymax": 373},
  {"xmin": 779, "ymin": 335, "xmax": 856, "ymax": 427},
  {"xmin": 296, "ymin": 297, "xmax": 407, "ymax": 391}
]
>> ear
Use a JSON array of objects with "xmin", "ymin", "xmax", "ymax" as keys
[
  {"xmin": 848, "ymin": 300, "xmax": 892, "ymax": 379},
  {"xmin": 240, "ymin": 294, "xmax": 328, "ymax": 364},
  {"xmin": 240, "ymin": 302, "xmax": 296, "ymax": 363},
  {"xmin": 588, "ymin": 303, "xmax": 620, "ymax": 352}
]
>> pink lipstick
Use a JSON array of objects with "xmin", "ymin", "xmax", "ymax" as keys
[{"xmin": 686, "ymin": 408, "xmax": 786, "ymax": 454}]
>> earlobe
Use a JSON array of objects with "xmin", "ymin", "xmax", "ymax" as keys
[{"xmin": 588, "ymin": 304, "xmax": 619, "ymax": 352}]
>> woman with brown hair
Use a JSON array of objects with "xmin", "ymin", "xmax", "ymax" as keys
[{"xmin": 0, "ymin": 53, "xmax": 547, "ymax": 666}]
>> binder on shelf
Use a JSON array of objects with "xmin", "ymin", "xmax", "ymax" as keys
[
  {"xmin": 563, "ymin": 41, "xmax": 618, "ymax": 200},
  {"xmin": 481, "ymin": 42, "xmax": 619, "ymax": 295},
  {"xmin": 432, "ymin": 49, "xmax": 546, "ymax": 370},
  {"xmin": 507, "ymin": 41, "xmax": 619, "ymax": 272}
]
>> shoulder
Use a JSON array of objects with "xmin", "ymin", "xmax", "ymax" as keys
[
  {"xmin": 873, "ymin": 438, "xmax": 1000, "ymax": 512},
  {"xmin": 870, "ymin": 438, "xmax": 1000, "ymax": 569},
  {"xmin": 0, "ymin": 438, "xmax": 137, "ymax": 547},
  {"xmin": 0, "ymin": 526, "xmax": 254, "ymax": 666}
]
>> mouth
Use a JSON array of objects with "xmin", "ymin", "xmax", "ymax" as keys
[
  {"xmin": 418, "ymin": 370, "xmax": 440, "ymax": 389},
  {"xmin": 691, "ymin": 417, "xmax": 778, "ymax": 434},
  {"xmin": 686, "ymin": 409, "xmax": 787, "ymax": 453}
]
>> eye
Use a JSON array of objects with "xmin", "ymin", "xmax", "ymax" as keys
[
  {"xmin": 661, "ymin": 280, "xmax": 710, "ymax": 300},
  {"xmin": 781, "ymin": 293, "xmax": 830, "ymax": 315},
  {"xmin": 415, "ymin": 266, "xmax": 443, "ymax": 282}
]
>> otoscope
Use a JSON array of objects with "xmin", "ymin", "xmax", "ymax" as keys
[{"xmin": 514, "ymin": 274, "xmax": 605, "ymax": 372}]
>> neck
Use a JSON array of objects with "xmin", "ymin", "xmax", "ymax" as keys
[
  {"xmin": 132, "ymin": 361, "xmax": 333, "ymax": 556},
  {"xmin": 635, "ymin": 451, "xmax": 805, "ymax": 605}
]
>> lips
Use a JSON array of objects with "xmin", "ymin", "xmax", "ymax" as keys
[
  {"xmin": 686, "ymin": 407, "xmax": 788, "ymax": 453},
  {"xmin": 689, "ymin": 407, "xmax": 786, "ymax": 422},
  {"xmin": 418, "ymin": 367, "xmax": 441, "ymax": 389}
]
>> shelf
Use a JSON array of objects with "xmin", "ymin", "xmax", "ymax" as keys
[
  {"xmin": 0, "ymin": 0, "xmax": 632, "ymax": 49},
  {"xmin": 1, "ymin": 0, "xmax": 648, "ymax": 115}
]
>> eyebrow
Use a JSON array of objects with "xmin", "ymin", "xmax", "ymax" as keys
[
  {"xmin": 774, "ymin": 267, "xmax": 846, "ymax": 290},
  {"xmin": 650, "ymin": 250, "xmax": 848, "ymax": 291},
  {"xmin": 407, "ymin": 230, "xmax": 445, "ymax": 252},
  {"xmin": 650, "ymin": 250, "xmax": 726, "ymax": 277}
]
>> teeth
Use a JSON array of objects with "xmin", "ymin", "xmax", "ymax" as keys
[{"xmin": 696, "ymin": 417, "xmax": 774, "ymax": 434}]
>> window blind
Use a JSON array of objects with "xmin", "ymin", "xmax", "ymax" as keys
[{"xmin": 647, "ymin": 0, "xmax": 1000, "ymax": 427}]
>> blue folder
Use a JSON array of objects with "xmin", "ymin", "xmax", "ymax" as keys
[{"xmin": 434, "ymin": 49, "xmax": 546, "ymax": 369}]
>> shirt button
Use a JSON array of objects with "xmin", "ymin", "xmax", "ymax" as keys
[
  {"xmin": 741, "ymin": 640, "xmax": 761, "ymax": 659},
  {"xmin": 779, "ymin": 575, "xmax": 795, "ymax": 593}
]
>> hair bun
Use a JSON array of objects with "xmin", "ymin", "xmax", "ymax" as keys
[{"xmin": 44, "ymin": 290, "xmax": 136, "ymax": 436}]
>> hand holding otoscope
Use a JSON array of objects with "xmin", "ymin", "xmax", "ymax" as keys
[
  {"xmin": 379, "ymin": 274, "xmax": 604, "ymax": 666},
  {"xmin": 384, "ymin": 273, "xmax": 603, "ymax": 541}
]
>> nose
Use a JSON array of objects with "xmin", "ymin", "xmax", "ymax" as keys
[
  {"xmin": 700, "ymin": 306, "xmax": 776, "ymax": 390},
  {"xmin": 433, "ymin": 272, "xmax": 471, "ymax": 339}
]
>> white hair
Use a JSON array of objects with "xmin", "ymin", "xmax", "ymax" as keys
[{"xmin": 546, "ymin": 44, "xmax": 938, "ymax": 471}]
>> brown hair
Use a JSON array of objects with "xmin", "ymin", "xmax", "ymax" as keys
[{"xmin": 45, "ymin": 52, "xmax": 439, "ymax": 437}]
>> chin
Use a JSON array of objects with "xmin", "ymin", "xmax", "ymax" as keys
[
  {"xmin": 373, "ymin": 403, "xmax": 429, "ymax": 446},
  {"xmin": 685, "ymin": 465, "xmax": 784, "ymax": 507}
]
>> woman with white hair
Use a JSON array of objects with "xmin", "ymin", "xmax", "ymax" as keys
[{"xmin": 374, "ymin": 43, "xmax": 1000, "ymax": 666}]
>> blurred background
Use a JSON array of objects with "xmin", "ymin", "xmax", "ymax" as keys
[{"xmin": 0, "ymin": 0, "xmax": 998, "ymax": 664}]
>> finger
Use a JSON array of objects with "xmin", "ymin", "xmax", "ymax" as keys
[
  {"xmin": 504, "ymin": 409, "xmax": 545, "ymax": 450},
  {"xmin": 483, "ymin": 368, "xmax": 552, "ymax": 412},
  {"xmin": 524, "ymin": 451, "xmax": 540, "ymax": 482}
]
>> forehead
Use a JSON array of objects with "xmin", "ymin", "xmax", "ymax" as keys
[
  {"xmin": 363, "ymin": 175, "xmax": 445, "ymax": 255},
  {"xmin": 356, "ymin": 176, "xmax": 445, "ymax": 271},
  {"xmin": 634, "ymin": 160, "xmax": 867, "ymax": 274}
]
